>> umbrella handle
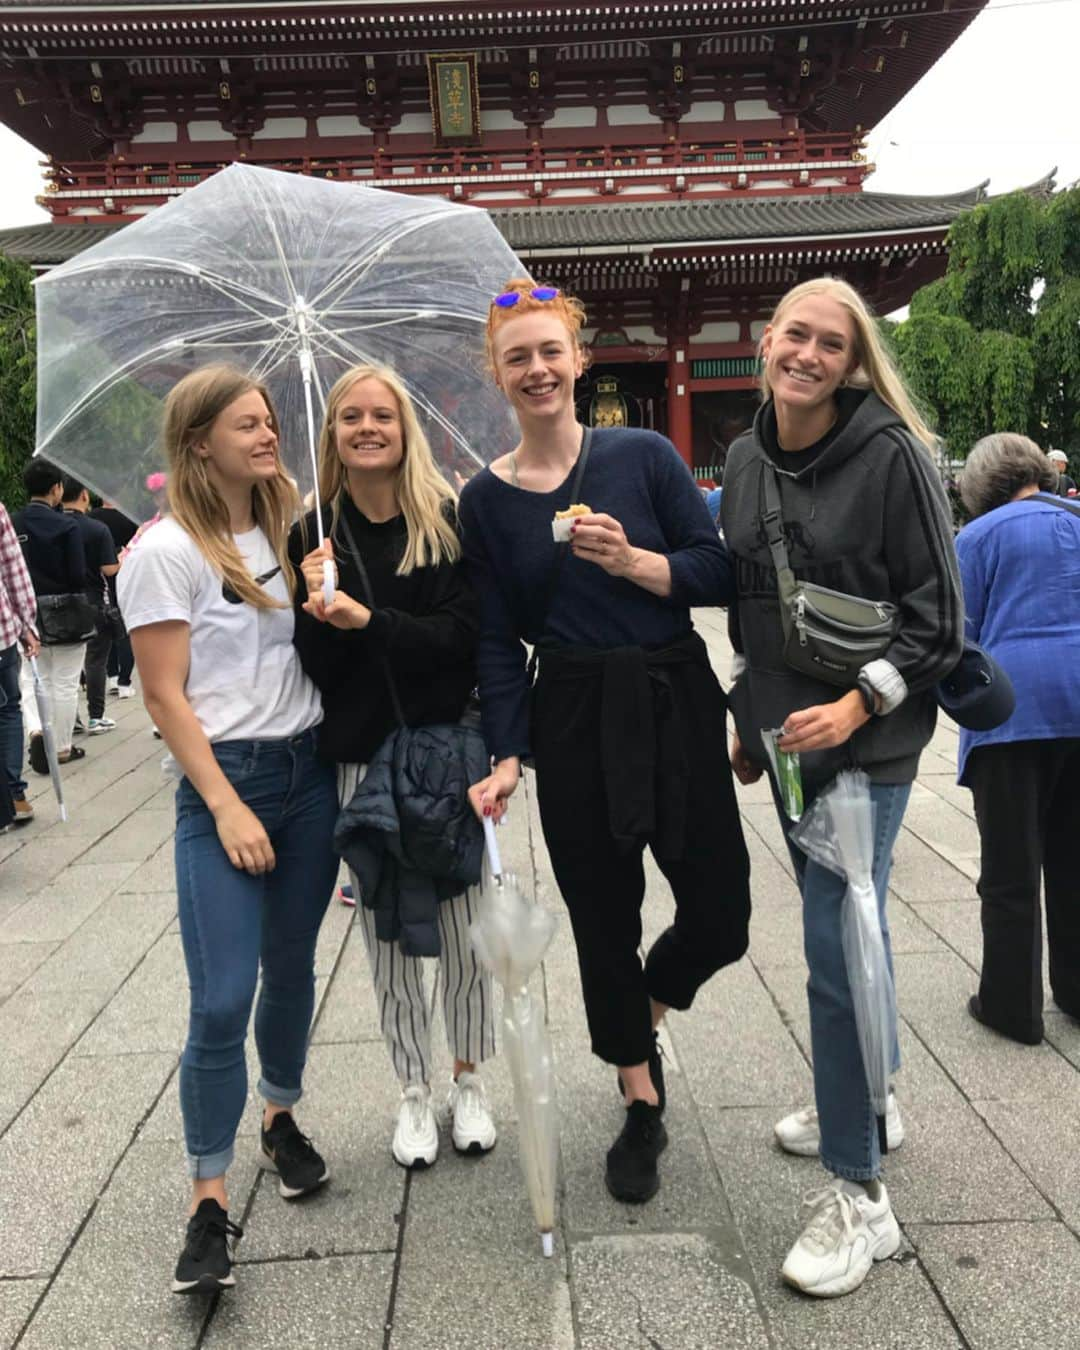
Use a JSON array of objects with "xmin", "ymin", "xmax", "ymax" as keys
[
  {"xmin": 322, "ymin": 558, "xmax": 336, "ymax": 606},
  {"xmin": 482, "ymin": 815, "xmax": 503, "ymax": 879}
]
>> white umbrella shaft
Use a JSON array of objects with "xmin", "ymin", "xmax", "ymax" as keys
[{"xmin": 295, "ymin": 302, "xmax": 334, "ymax": 605}]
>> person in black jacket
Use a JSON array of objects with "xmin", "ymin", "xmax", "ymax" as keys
[{"xmin": 290, "ymin": 362, "xmax": 497, "ymax": 1172}]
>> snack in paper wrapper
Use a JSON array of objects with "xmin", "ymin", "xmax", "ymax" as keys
[{"xmin": 551, "ymin": 503, "xmax": 591, "ymax": 542}]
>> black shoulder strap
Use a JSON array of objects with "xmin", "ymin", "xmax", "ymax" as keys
[
  {"xmin": 1032, "ymin": 492, "xmax": 1080, "ymax": 518},
  {"xmin": 760, "ymin": 465, "xmax": 798, "ymax": 627},
  {"xmin": 334, "ymin": 503, "xmax": 407, "ymax": 728}
]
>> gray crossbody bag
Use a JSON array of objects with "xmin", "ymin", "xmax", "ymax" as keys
[{"xmin": 762, "ymin": 467, "xmax": 898, "ymax": 687}]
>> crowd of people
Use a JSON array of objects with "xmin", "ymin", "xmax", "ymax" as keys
[{"xmin": 1, "ymin": 274, "xmax": 1077, "ymax": 1306}]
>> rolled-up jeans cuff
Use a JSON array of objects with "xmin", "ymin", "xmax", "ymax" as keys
[
  {"xmin": 259, "ymin": 1075, "xmax": 302, "ymax": 1109},
  {"xmin": 821, "ymin": 1154, "xmax": 879, "ymax": 1184},
  {"xmin": 186, "ymin": 1145, "xmax": 233, "ymax": 1180}
]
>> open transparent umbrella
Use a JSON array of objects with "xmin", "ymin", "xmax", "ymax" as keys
[
  {"xmin": 33, "ymin": 163, "xmax": 522, "ymax": 568},
  {"xmin": 470, "ymin": 818, "xmax": 560, "ymax": 1257},
  {"xmin": 791, "ymin": 770, "xmax": 894, "ymax": 1154},
  {"xmin": 28, "ymin": 656, "xmax": 67, "ymax": 823}
]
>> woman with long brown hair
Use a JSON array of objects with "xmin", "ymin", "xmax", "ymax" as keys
[{"xmin": 118, "ymin": 364, "xmax": 338, "ymax": 1296}]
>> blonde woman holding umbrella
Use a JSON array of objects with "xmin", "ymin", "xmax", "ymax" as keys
[
  {"xmin": 291, "ymin": 363, "xmax": 497, "ymax": 1171},
  {"xmin": 119, "ymin": 365, "xmax": 338, "ymax": 1295}
]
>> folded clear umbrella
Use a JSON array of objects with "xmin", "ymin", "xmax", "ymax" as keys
[
  {"xmin": 470, "ymin": 818, "xmax": 559, "ymax": 1256},
  {"xmin": 28, "ymin": 656, "xmax": 67, "ymax": 823},
  {"xmin": 33, "ymin": 163, "xmax": 522, "ymax": 595},
  {"xmin": 791, "ymin": 770, "xmax": 893, "ymax": 1154}
]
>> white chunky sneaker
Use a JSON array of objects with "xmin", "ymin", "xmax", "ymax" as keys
[
  {"xmin": 774, "ymin": 1092, "xmax": 904, "ymax": 1157},
  {"xmin": 392, "ymin": 1085, "xmax": 439, "ymax": 1169},
  {"xmin": 447, "ymin": 1071, "xmax": 497, "ymax": 1155},
  {"xmin": 781, "ymin": 1178, "xmax": 901, "ymax": 1298}
]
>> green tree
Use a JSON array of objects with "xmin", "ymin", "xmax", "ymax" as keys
[
  {"xmin": 892, "ymin": 184, "xmax": 1080, "ymax": 471},
  {"xmin": 0, "ymin": 253, "xmax": 36, "ymax": 510}
]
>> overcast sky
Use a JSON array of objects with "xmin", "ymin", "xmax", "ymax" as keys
[{"xmin": 0, "ymin": 0, "xmax": 1076, "ymax": 231}]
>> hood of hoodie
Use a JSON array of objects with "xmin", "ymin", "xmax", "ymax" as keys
[{"xmin": 748, "ymin": 386, "xmax": 906, "ymax": 482}]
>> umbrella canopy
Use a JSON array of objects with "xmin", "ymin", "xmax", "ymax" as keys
[
  {"xmin": 470, "ymin": 818, "xmax": 560, "ymax": 1256},
  {"xmin": 34, "ymin": 163, "xmax": 522, "ymax": 525},
  {"xmin": 28, "ymin": 656, "xmax": 67, "ymax": 823},
  {"xmin": 791, "ymin": 770, "xmax": 895, "ymax": 1154}
]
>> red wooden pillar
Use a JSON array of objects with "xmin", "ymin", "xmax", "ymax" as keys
[{"xmin": 667, "ymin": 341, "xmax": 692, "ymax": 467}]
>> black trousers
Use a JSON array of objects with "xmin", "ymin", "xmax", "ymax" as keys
[
  {"xmin": 532, "ymin": 641, "xmax": 751, "ymax": 1066},
  {"xmin": 83, "ymin": 629, "xmax": 112, "ymax": 720},
  {"xmin": 967, "ymin": 738, "xmax": 1080, "ymax": 1038},
  {"xmin": 107, "ymin": 633, "xmax": 134, "ymax": 686}
]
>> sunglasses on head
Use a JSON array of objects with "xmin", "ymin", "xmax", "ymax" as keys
[
  {"xmin": 222, "ymin": 565, "xmax": 281, "ymax": 605},
  {"xmin": 493, "ymin": 286, "xmax": 560, "ymax": 309}
]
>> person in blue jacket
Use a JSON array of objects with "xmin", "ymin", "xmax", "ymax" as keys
[
  {"xmin": 460, "ymin": 279, "xmax": 750, "ymax": 1208},
  {"xmin": 956, "ymin": 432, "xmax": 1080, "ymax": 1045}
]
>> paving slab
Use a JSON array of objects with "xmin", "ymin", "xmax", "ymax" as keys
[
  {"xmin": 206, "ymin": 1254, "xmax": 393, "ymax": 1350},
  {"xmin": 890, "ymin": 830, "xmax": 976, "ymax": 904},
  {"xmin": 308, "ymin": 924, "xmax": 385, "ymax": 1046},
  {"xmin": 77, "ymin": 809, "xmax": 176, "ymax": 866},
  {"xmin": 0, "ymin": 941, "xmax": 58, "ymax": 1002},
  {"xmin": 570, "ymin": 1232, "xmax": 767, "ymax": 1350},
  {"xmin": 974, "ymin": 1098, "xmax": 1080, "ymax": 1229},
  {"xmin": 26, "ymin": 890, "xmax": 175, "ymax": 996},
  {"xmin": 0, "ymin": 1278, "xmax": 46, "ymax": 1349},
  {"xmin": 908, "ymin": 1221, "xmax": 1080, "ymax": 1350},
  {"xmin": 0, "ymin": 861, "xmax": 143, "ymax": 943},
  {"xmin": 117, "ymin": 840, "xmax": 178, "ymax": 894},
  {"xmin": 74, "ymin": 932, "xmax": 187, "ymax": 1056},
  {"xmin": 0, "ymin": 1050, "xmax": 175, "ymax": 1277},
  {"xmin": 392, "ymin": 1122, "xmax": 576, "ymax": 1350}
]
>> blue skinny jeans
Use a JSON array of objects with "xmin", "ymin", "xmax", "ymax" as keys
[
  {"xmin": 779, "ymin": 780, "xmax": 911, "ymax": 1182},
  {"xmin": 175, "ymin": 729, "xmax": 338, "ymax": 1179}
]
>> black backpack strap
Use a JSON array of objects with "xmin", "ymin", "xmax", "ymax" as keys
[
  {"xmin": 334, "ymin": 503, "xmax": 407, "ymax": 728},
  {"xmin": 1032, "ymin": 491, "xmax": 1080, "ymax": 518},
  {"xmin": 527, "ymin": 425, "xmax": 593, "ymax": 680}
]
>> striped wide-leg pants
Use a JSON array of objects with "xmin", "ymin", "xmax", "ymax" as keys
[{"xmin": 339, "ymin": 763, "xmax": 496, "ymax": 1087}]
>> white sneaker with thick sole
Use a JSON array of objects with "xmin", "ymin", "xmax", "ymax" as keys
[
  {"xmin": 87, "ymin": 716, "xmax": 116, "ymax": 735},
  {"xmin": 107, "ymin": 676, "xmax": 119, "ymax": 695},
  {"xmin": 781, "ymin": 1178, "xmax": 901, "ymax": 1298},
  {"xmin": 117, "ymin": 685, "xmax": 135, "ymax": 700},
  {"xmin": 447, "ymin": 1071, "xmax": 497, "ymax": 1155},
  {"xmin": 775, "ymin": 1092, "xmax": 904, "ymax": 1157},
  {"xmin": 392, "ymin": 1085, "xmax": 439, "ymax": 1169}
]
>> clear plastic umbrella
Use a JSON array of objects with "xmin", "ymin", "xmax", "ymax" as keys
[
  {"xmin": 791, "ymin": 770, "xmax": 894, "ymax": 1154},
  {"xmin": 470, "ymin": 818, "xmax": 560, "ymax": 1257},
  {"xmin": 33, "ymin": 163, "xmax": 522, "ymax": 594},
  {"xmin": 28, "ymin": 656, "xmax": 67, "ymax": 823}
]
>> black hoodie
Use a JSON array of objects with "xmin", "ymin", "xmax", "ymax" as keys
[{"xmin": 721, "ymin": 390, "xmax": 964, "ymax": 792}]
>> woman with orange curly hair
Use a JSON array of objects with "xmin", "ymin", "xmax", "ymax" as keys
[{"xmin": 460, "ymin": 280, "xmax": 751, "ymax": 1206}]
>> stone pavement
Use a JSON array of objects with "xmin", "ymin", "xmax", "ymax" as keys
[{"xmin": 2, "ymin": 615, "xmax": 1080, "ymax": 1350}]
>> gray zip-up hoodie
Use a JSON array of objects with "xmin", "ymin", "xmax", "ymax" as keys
[{"xmin": 721, "ymin": 390, "xmax": 964, "ymax": 792}]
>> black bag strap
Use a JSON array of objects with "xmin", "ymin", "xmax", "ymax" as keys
[
  {"xmin": 1032, "ymin": 492, "xmax": 1080, "ymax": 518},
  {"xmin": 333, "ymin": 504, "xmax": 408, "ymax": 728},
  {"xmin": 760, "ymin": 466, "xmax": 799, "ymax": 633},
  {"xmin": 527, "ymin": 425, "xmax": 593, "ymax": 680}
]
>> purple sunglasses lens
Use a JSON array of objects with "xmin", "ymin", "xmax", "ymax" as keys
[
  {"xmin": 493, "ymin": 292, "xmax": 521, "ymax": 308},
  {"xmin": 492, "ymin": 286, "xmax": 561, "ymax": 308},
  {"xmin": 531, "ymin": 286, "xmax": 560, "ymax": 301}
]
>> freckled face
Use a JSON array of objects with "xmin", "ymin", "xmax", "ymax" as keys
[{"xmin": 492, "ymin": 312, "xmax": 584, "ymax": 422}]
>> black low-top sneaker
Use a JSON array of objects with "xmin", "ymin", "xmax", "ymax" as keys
[
  {"xmin": 172, "ymin": 1199, "xmax": 243, "ymax": 1295},
  {"xmin": 605, "ymin": 1100, "xmax": 668, "ymax": 1204},
  {"xmin": 616, "ymin": 1031, "xmax": 666, "ymax": 1113},
  {"xmin": 259, "ymin": 1111, "xmax": 329, "ymax": 1199}
]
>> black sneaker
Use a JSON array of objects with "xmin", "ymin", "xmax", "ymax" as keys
[
  {"xmin": 605, "ymin": 1100, "xmax": 668, "ymax": 1204},
  {"xmin": 172, "ymin": 1199, "xmax": 242, "ymax": 1295},
  {"xmin": 616, "ymin": 1031, "xmax": 666, "ymax": 1113},
  {"xmin": 259, "ymin": 1111, "xmax": 329, "ymax": 1199}
]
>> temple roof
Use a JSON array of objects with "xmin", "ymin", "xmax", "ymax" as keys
[{"xmin": 0, "ymin": 184, "xmax": 994, "ymax": 269}]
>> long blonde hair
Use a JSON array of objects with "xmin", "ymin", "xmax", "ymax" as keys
[
  {"xmin": 162, "ymin": 365, "xmax": 299, "ymax": 609},
  {"xmin": 316, "ymin": 364, "xmax": 460, "ymax": 574},
  {"xmin": 760, "ymin": 278, "xmax": 936, "ymax": 451}
]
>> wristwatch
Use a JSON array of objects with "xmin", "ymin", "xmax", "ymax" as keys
[{"xmin": 856, "ymin": 673, "xmax": 877, "ymax": 716}]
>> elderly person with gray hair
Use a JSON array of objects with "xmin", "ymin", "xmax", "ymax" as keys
[
  {"xmin": 1046, "ymin": 449, "xmax": 1077, "ymax": 498},
  {"xmin": 956, "ymin": 433, "xmax": 1080, "ymax": 1044}
]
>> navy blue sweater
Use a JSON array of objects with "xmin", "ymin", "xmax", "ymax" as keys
[{"xmin": 458, "ymin": 427, "xmax": 732, "ymax": 762}]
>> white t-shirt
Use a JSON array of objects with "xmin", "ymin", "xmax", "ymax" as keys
[{"xmin": 117, "ymin": 517, "xmax": 322, "ymax": 745}]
